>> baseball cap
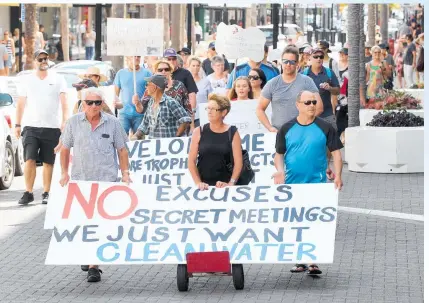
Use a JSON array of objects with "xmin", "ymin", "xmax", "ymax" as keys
[
  {"xmin": 339, "ymin": 48, "xmax": 349, "ymax": 55},
  {"xmin": 178, "ymin": 47, "xmax": 191, "ymax": 55},
  {"xmin": 303, "ymin": 46, "xmax": 313, "ymax": 55},
  {"xmin": 317, "ymin": 40, "xmax": 331, "ymax": 53},
  {"xmin": 34, "ymin": 49, "xmax": 48, "ymax": 59},
  {"xmin": 144, "ymin": 74, "xmax": 167, "ymax": 91},
  {"xmin": 208, "ymin": 42, "xmax": 215, "ymax": 49},
  {"xmin": 310, "ymin": 47, "xmax": 325, "ymax": 55},
  {"xmin": 163, "ymin": 48, "xmax": 178, "ymax": 57},
  {"xmin": 378, "ymin": 43, "xmax": 388, "ymax": 50},
  {"xmin": 72, "ymin": 79, "xmax": 98, "ymax": 91}
]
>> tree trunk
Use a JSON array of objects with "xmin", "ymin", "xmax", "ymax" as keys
[
  {"xmin": 380, "ymin": 4, "xmax": 389, "ymax": 44},
  {"xmin": 24, "ymin": 4, "xmax": 37, "ymax": 70},
  {"xmin": 170, "ymin": 4, "xmax": 181, "ymax": 51},
  {"xmin": 191, "ymin": 5, "xmax": 196, "ymax": 54},
  {"xmin": 359, "ymin": 4, "xmax": 366, "ymax": 107},
  {"xmin": 347, "ymin": 4, "xmax": 362, "ymax": 127},
  {"xmin": 143, "ymin": 4, "xmax": 157, "ymax": 18},
  {"xmin": 180, "ymin": 4, "xmax": 186, "ymax": 48},
  {"xmin": 60, "ymin": 4, "xmax": 70, "ymax": 61},
  {"xmin": 163, "ymin": 5, "xmax": 170, "ymax": 49},
  {"xmin": 367, "ymin": 4, "xmax": 376, "ymax": 46}
]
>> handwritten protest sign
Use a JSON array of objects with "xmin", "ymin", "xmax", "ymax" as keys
[
  {"xmin": 199, "ymin": 99, "xmax": 272, "ymax": 134},
  {"xmin": 215, "ymin": 22, "xmax": 265, "ymax": 62},
  {"xmin": 107, "ymin": 18, "xmax": 163, "ymax": 56},
  {"xmin": 45, "ymin": 182, "xmax": 338, "ymax": 265}
]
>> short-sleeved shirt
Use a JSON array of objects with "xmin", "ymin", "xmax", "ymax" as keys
[
  {"xmin": 202, "ymin": 56, "xmax": 230, "ymax": 75},
  {"xmin": 18, "ymin": 71, "xmax": 67, "ymax": 128},
  {"xmin": 172, "ymin": 67, "xmax": 199, "ymax": 94},
  {"xmin": 138, "ymin": 94, "xmax": 192, "ymax": 138},
  {"xmin": 303, "ymin": 67, "xmax": 340, "ymax": 118},
  {"xmin": 261, "ymin": 73, "xmax": 319, "ymax": 129},
  {"xmin": 61, "ymin": 112, "xmax": 129, "ymax": 182},
  {"xmin": 114, "ymin": 67, "xmax": 152, "ymax": 117},
  {"xmin": 226, "ymin": 62, "xmax": 279, "ymax": 89},
  {"xmin": 0, "ymin": 45, "xmax": 7, "ymax": 69},
  {"xmin": 404, "ymin": 43, "xmax": 416, "ymax": 65},
  {"xmin": 195, "ymin": 78, "xmax": 213, "ymax": 120},
  {"xmin": 275, "ymin": 117, "xmax": 343, "ymax": 184}
]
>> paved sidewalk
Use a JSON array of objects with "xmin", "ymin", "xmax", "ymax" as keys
[{"xmin": 0, "ymin": 167, "xmax": 424, "ymax": 303}]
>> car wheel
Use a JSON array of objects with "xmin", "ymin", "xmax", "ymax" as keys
[
  {"xmin": 14, "ymin": 139, "xmax": 24, "ymax": 176},
  {"xmin": 0, "ymin": 141, "xmax": 15, "ymax": 190}
]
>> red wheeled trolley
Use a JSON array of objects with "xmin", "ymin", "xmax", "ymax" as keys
[{"xmin": 177, "ymin": 251, "xmax": 244, "ymax": 291}]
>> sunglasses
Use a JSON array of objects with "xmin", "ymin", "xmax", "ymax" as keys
[
  {"xmin": 300, "ymin": 100, "xmax": 317, "ymax": 106},
  {"xmin": 313, "ymin": 55, "xmax": 324, "ymax": 60},
  {"xmin": 157, "ymin": 68, "xmax": 170, "ymax": 72},
  {"xmin": 167, "ymin": 57, "xmax": 177, "ymax": 61},
  {"xmin": 85, "ymin": 100, "xmax": 103, "ymax": 106},
  {"xmin": 37, "ymin": 57, "xmax": 48, "ymax": 63},
  {"xmin": 282, "ymin": 59, "xmax": 296, "ymax": 65},
  {"xmin": 248, "ymin": 75, "xmax": 260, "ymax": 80}
]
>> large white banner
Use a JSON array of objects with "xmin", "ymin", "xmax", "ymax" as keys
[
  {"xmin": 45, "ymin": 182, "xmax": 338, "ymax": 265},
  {"xmin": 107, "ymin": 18, "xmax": 163, "ymax": 56},
  {"xmin": 215, "ymin": 23, "xmax": 265, "ymax": 62},
  {"xmin": 199, "ymin": 99, "xmax": 272, "ymax": 134}
]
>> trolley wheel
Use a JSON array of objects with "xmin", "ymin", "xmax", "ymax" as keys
[
  {"xmin": 232, "ymin": 264, "xmax": 244, "ymax": 290},
  {"xmin": 177, "ymin": 264, "xmax": 189, "ymax": 292}
]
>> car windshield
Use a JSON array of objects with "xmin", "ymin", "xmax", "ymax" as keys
[
  {"xmin": 259, "ymin": 28, "xmax": 273, "ymax": 39},
  {"xmin": 56, "ymin": 63, "xmax": 108, "ymax": 74}
]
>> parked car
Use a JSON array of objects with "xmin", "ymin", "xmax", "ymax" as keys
[
  {"xmin": 0, "ymin": 93, "xmax": 15, "ymax": 189},
  {"xmin": 52, "ymin": 60, "xmax": 116, "ymax": 86}
]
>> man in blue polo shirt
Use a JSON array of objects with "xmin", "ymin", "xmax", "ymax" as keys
[
  {"xmin": 273, "ymin": 90, "xmax": 343, "ymax": 276},
  {"xmin": 226, "ymin": 57, "xmax": 279, "ymax": 94}
]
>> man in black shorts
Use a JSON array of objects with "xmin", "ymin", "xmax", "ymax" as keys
[{"xmin": 15, "ymin": 49, "xmax": 68, "ymax": 205}]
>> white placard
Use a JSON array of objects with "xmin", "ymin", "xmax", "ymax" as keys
[
  {"xmin": 45, "ymin": 182, "xmax": 338, "ymax": 265},
  {"xmin": 215, "ymin": 22, "xmax": 265, "ymax": 62},
  {"xmin": 199, "ymin": 99, "xmax": 272, "ymax": 134},
  {"xmin": 107, "ymin": 18, "xmax": 163, "ymax": 56}
]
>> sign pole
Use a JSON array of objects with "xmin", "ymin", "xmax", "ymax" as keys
[{"xmin": 133, "ymin": 56, "xmax": 137, "ymax": 95}]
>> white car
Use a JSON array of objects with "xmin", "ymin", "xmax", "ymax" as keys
[{"xmin": 0, "ymin": 93, "xmax": 15, "ymax": 189}]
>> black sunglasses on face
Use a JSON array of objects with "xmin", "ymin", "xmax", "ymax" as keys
[
  {"xmin": 157, "ymin": 68, "xmax": 170, "ymax": 72},
  {"xmin": 282, "ymin": 59, "xmax": 297, "ymax": 65},
  {"xmin": 85, "ymin": 100, "xmax": 103, "ymax": 106},
  {"xmin": 313, "ymin": 55, "xmax": 324, "ymax": 60},
  {"xmin": 300, "ymin": 100, "xmax": 317, "ymax": 106},
  {"xmin": 37, "ymin": 57, "xmax": 48, "ymax": 63},
  {"xmin": 248, "ymin": 75, "xmax": 260, "ymax": 80}
]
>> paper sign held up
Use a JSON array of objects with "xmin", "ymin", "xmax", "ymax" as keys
[{"xmin": 107, "ymin": 18, "xmax": 164, "ymax": 57}]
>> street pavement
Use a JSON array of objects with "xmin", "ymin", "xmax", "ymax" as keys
[{"xmin": 0, "ymin": 165, "xmax": 423, "ymax": 303}]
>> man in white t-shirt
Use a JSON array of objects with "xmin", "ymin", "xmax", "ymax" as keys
[{"xmin": 15, "ymin": 49, "xmax": 68, "ymax": 205}]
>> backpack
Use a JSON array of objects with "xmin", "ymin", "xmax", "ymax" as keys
[{"xmin": 303, "ymin": 66, "xmax": 333, "ymax": 81}]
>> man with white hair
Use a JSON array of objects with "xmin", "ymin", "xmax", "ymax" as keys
[{"xmin": 59, "ymin": 87, "xmax": 131, "ymax": 283}]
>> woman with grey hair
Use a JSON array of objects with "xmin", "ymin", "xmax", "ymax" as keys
[
  {"xmin": 206, "ymin": 55, "xmax": 230, "ymax": 96},
  {"xmin": 366, "ymin": 45, "xmax": 388, "ymax": 100}
]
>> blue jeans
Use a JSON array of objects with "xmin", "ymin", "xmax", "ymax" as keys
[
  {"xmin": 119, "ymin": 114, "xmax": 144, "ymax": 135},
  {"xmin": 85, "ymin": 47, "xmax": 94, "ymax": 60}
]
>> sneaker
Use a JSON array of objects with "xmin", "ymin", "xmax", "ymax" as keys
[
  {"xmin": 81, "ymin": 265, "xmax": 89, "ymax": 272},
  {"xmin": 18, "ymin": 191, "xmax": 34, "ymax": 205},
  {"xmin": 87, "ymin": 268, "xmax": 102, "ymax": 282},
  {"xmin": 42, "ymin": 192, "xmax": 49, "ymax": 204}
]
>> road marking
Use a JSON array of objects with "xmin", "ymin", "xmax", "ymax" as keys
[{"xmin": 339, "ymin": 206, "xmax": 424, "ymax": 222}]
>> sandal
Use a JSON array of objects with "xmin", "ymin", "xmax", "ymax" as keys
[
  {"xmin": 307, "ymin": 265, "xmax": 322, "ymax": 275},
  {"xmin": 290, "ymin": 264, "xmax": 308, "ymax": 273}
]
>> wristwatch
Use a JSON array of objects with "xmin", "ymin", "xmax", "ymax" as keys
[
  {"xmin": 192, "ymin": 108, "xmax": 197, "ymax": 113},
  {"xmin": 229, "ymin": 178, "xmax": 237, "ymax": 185},
  {"xmin": 15, "ymin": 124, "xmax": 21, "ymax": 128}
]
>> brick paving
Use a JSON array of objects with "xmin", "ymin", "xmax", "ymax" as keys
[{"xmin": 0, "ymin": 166, "xmax": 424, "ymax": 303}]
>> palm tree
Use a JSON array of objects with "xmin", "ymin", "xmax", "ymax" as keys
[
  {"xmin": 163, "ymin": 5, "xmax": 170, "ymax": 49},
  {"xmin": 380, "ymin": 4, "xmax": 389, "ymax": 44},
  {"xmin": 347, "ymin": 4, "xmax": 362, "ymax": 127},
  {"xmin": 367, "ymin": 4, "xmax": 376, "ymax": 46},
  {"xmin": 359, "ymin": 4, "xmax": 366, "ymax": 106},
  {"xmin": 170, "ymin": 4, "xmax": 181, "ymax": 51},
  {"xmin": 24, "ymin": 4, "xmax": 37, "ymax": 70}
]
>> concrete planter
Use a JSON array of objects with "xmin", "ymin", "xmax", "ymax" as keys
[
  {"xmin": 345, "ymin": 126, "xmax": 424, "ymax": 173},
  {"xmin": 359, "ymin": 109, "xmax": 424, "ymax": 126}
]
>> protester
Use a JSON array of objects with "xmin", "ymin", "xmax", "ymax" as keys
[
  {"xmin": 256, "ymin": 46, "xmax": 323, "ymax": 132},
  {"xmin": 302, "ymin": 48, "xmax": 340, "ymax": 129},
  {"xmin": 188, "ymin": 93, "xmax": 243, "ymax": 189},
  {"xmin": 133, "ymin": 75, "xmax": 191, "ymax": 139},
  {"xmin": 337, "ymin": 48, "xmax": 349, "ymax": 136},
  {"xmin": 248, "ymin": 68, "xmax": 266, "ymax": 99},
  {"xmin": 403, "ymin": 34, "xmax": 417, "ymax": 88},
  {"xmin": 297, "ymin": 46, "xmax": 312, "ymax": 73},
  {"xmin": 317, "ymin": 40, "xmax": 339, "ymax": 78},
  {"xmin": 72, "ymin": 79, "xmax": 113, "ymax": 115},
  {"xmin": 12, "ymin": 28, "xmax": 20, "ymax": 72},
  {"xmin": 202, "ymin": 42, "xmax": 230, "ymax": 76},
  {"xmin": 59, "ymin": 87, "xmax": 130, "ymax": 283},
  {"xmin": 206, "ymin": 55, "xmax": 230, "ymax": 95},
  {"xmin": 415, "ymin": 33, "xmax": 424, "ymax": 83},
  {"xmin": 15, "ymin": 50, "xmax": 68, "ymax": 205},
  {"xmin": 379, "ymin": 43, "xmax": 394, "ymax": 84},
  {"xmin": 164, "ymin": 48, "xmax": 198, "ymax": 128},
  {"xmin": 364, "ymin": 43, "xmax": 373, "ymax": 63},
  {"xmin": 272, "ymin": 90, "xmax": 343, "ymax": 275},
  {"xmin": 177, "ymin": 47, "xmax": 191, "ymax": 68},
  {"xmin": 114, "ymin": 55, "xmax": 152, "ymax": 135},
  {"xmin": 78, "ymin": 66, "xmax": 107, "ymax": 86},
  {"xmin": 263, "ymin": 44, "xmax": 280, "ymax": 74},
  {"xmin": 228, "ymin": 76, "xmax": 254, "ymax": 101},
  {"xmin": 188, "ymin": 56, "xmax": 212, "ymax": 127},
  {"xmin": 394, "ymin": 41, "xmax": 406, "ymax": 88},
  {"xmin": 366, "ymin": 45, "xmax": 389, "ymax": 99},
  {"xmin": 1, "ymin": 30, "xmax": 15, "ymax": 76}
]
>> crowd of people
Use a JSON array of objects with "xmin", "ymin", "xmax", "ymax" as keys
[{"xmin": 13, "ymin": 17, "xmax": 425, "ymax": 283}]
